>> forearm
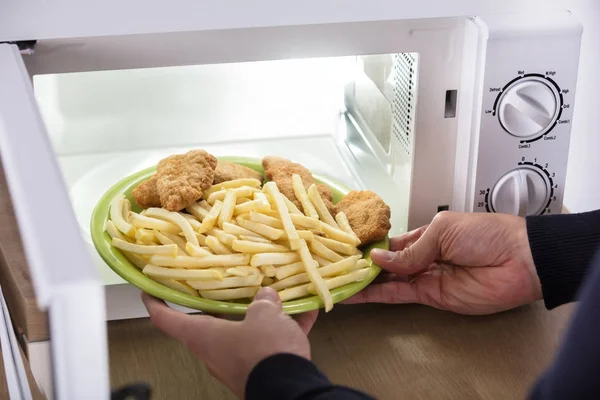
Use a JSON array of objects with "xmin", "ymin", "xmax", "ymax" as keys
[
  {"xmin": 246, "ymin": 354, "xmax": 375, "ymax": 400},
  {"xmin": 526, "ymin": 209, "xmax": 600, "ymax": 309},
  {"xmin": 528, "ymin": 249, "xmax": 600, "ymax": 399}
]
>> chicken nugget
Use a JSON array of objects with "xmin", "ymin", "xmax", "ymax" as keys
[
  {"xmin": 156, "ymin": 150, "xmax": 218, "ymax": 211},
  {"xmin": 214, "ymin": 160, "xmax": 264, "ymax": 184},
  {"xmin": 262, "ymin": 156, "xmax": 332, "ymax": 210},
  {"xmin": 131, "ymin": 175, "xmax": 161, "ymax": 209},
  {"xmin": 334, "ymin": 190, "xmax": 391, "ymax": 245}
]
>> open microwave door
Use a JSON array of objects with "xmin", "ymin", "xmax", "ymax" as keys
[{"xmin": 0, "ymin": 43, "xmax": 109, "ymax": 399}]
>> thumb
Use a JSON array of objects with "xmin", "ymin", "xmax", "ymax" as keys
[
  {"xmin": 246, "ymin": 287, "xmax": 283, "ymax": 320},
  {"xmin": 370, "ymin": 224, "xmax": 441, "ymax": 275}
]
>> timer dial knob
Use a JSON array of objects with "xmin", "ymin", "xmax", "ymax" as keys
[
  {"xmin": 491, "ymin": 167, "xmax": 550, "ymax": 217},
  {"xmin": 497, "ymin": 77, "xmax": 561, "ymax": 139}
]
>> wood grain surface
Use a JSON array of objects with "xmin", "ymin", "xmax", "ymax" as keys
[{"xmin": 107, "ymin": 301, "xmax": 574, "ymax": 400}]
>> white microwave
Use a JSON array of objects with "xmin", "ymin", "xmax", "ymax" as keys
[{"xmin": 0, "ymin": 5, "xmax": 583, "ymax": 400}]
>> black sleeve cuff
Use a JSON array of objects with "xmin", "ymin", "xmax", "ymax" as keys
[
  {"xmin": 526, "ymin": 210, "xmax": 600, "ymax": 310},
  {"xmin": 246, "ymin": 353, "xmax": 375, "ymax": 400}
]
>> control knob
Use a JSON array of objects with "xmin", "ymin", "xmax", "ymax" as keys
[
  {"xmin": 497, "ymin": 77, "xmax": 561, "ymax": 139},
  {"xmin": 490, "ymin": 167, "xmax": 550, "ymax": 217}
]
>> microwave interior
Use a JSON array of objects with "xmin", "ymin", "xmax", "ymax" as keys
[{"xmin": 28, "ymin": 17, "xmax": 470, "ymax": 290}]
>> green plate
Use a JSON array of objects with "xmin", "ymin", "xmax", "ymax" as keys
[{"xmin": 90, "ymin": 156, "xmax": 387, "ymax": 315}]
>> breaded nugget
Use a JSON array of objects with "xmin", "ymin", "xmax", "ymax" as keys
[
  {"xmin": 131, "ymin": 175, "xmax": 161, "ymax": 209},
  {"xmin": 334, "ymin": 190, "xmax": 391, "ymax": 245},
  {"xmin": 156, "ymin": 150, "xmax": 218, "ymax": 211},
  {"xmin": 214, "ymin": 160, "xmax": 264, "ymax": 184},
  {"xmin": 262, "ymin": 156, "xmax": 332, "ymax": 210}
]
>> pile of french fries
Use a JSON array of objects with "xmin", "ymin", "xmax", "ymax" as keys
[{"xmin": 105, "ymin": 174, "xmax": 371, "ymax": 312}]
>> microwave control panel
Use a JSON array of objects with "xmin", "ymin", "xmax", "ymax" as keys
[{"xmin": 466, "ymin": 12, "xmax": 582, "ymax": 217}]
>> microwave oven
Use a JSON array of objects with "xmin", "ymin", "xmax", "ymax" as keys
[{"xmin": 0, "ymin": 6, "xmax": 582, "ymax": 400}]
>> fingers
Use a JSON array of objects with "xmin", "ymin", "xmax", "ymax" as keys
[
  {"xmin": 371, "ymin": 223, "xmax": 441, "ymax": 275},
  {"xmin": 294, "ymin": 310, "xmax": 319, "ymax": 335},
  {"xmin": 141, "ymin": 292, "xmax": 217, "ymax": 346},
  {"xmin": 389, "ymin": 225, "xmax": 428, "ymax": 251},
  {"xmin": 246, "ymin": 287, "xmax": 283, "ymax": 320},
  {"xmin": 341, "ymin": 281, "xmax": 420, "ymax": 305}
]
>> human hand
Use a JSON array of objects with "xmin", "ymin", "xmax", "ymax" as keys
[
  {"xmin": 142, "ymin": 287, "xmax": 318, "ymax": 399},
  {"xmin": 344, "ymin": 211, "xmax": 542, "ymax": 315}
]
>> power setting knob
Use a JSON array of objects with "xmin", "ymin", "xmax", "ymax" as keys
[
  {"xmin": 497, "ymin": 77, "xmax": 561, "ymax": 139},
  {"xmin": 490, "ymin": 167, "xmax": 550, "ymax": 217}
]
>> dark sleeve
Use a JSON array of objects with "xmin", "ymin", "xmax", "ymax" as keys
[
  {"xmin": 529, "ymin": 249, "xmax": 600, "ymax": 400},
  {"xmin": 526, "ymin": 209, "xmax": 600, "ymax": 309},
  {"xmin": 246, "ymin": 353, "xmax": 376, "ymax": 400}
]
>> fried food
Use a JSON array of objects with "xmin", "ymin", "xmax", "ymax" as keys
[
  {"xmin": 131, "ymin": 175, "xmax": 162, "ymax": 209},
  {"xmin": 156, "ymin": 150, "xmax": 218, "ymax": 211},
  {"xmin": 262, "ymin": 156, "xmax": 333, "ymax": 211},
  {"xmin": 214, "ymin": 160, "xmax": 263, "ymax": 184},
  {"xmin": 334, "ymin": 190, "xmax": 391, "ymax": 245}
]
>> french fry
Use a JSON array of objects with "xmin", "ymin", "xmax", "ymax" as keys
[
  {"xmin": 153, "ymin": 278, "xmax": 200, "ymax": 297},
  {"xmin": 335, "ymin": 212, "xmax": 359, "ymax": 238},
  {"xmin": 259, "ymin": 265, "xmax": 277, "ymax": 278},
  {"xmin": 179, "ymin": 212, "xmax": 202, "ymax": 230},
  {"xmin": 106, "ymin": 222, "xmax": 149, "ymax": 268},
  {"xmin": 292, "ymin": 174, "xmax": 319, "ymax": 219},
  {"xmin": 236, "ymin": 197, "xmax": 252, "ymax": 205},
  {"xmin": 282, "ymin": 230, "xmax": 314, "ymax": 242},
  {"xmin": 187, "ymin": 274, "xmax": 263, "ymax": 290},
  {"xmin": 218, "ymin": 190, "xmax": 237, "ymax": 228},
  {"xmin": 263, "ymin": 182, "xmax": 300, "ymax": 250},
  {"xmin": 205, "ymin": 178, "xmax": 262, "ymax": 197},
  {"xmin": 206, "ymin": 235, "xmax": 233, "ymax": 255},
  {"xmin": 290, "ymin": 214, "xmax": 321, "ymax": 230},
  {"xmin": 307, "ymin": 184, "xmax": 338, "ymax": 228},
  {"xmin": 185, "ymin": 243, "xmax": 214, "ymax": 257},
  {"xmin": 238, "ymin": 219, "xmax": 284, "ymax": 241},
  {"xmin": 222, "ymin": 222, "xmax": 262, "ymax": 238},
  {"xmin": 249, "ymin": 211, "xmax": 283, "ymax": 228},
  {"xmin": 282, "ymin": 195, "xmax": 303, "ymax": 215},
  {"xmin": 232, "ymin": 240, "xmax": 289, "ymax": 254},
  {"xmin": 234, "ymin": 198, "xmax": 270, "ymax": 215},
  {"xmin": 198, "ymin": 200, "xmax": 212, "ymax": 211},
  {"xmin": 262, "ymin": 277, "xmax": 275, "ymax": 286},
  {"xmin": 186, "ymin": 202, "xmax": 209, "ymax": 221},
  {"xmin": 208, "ymin": 228, "xmax": 237, "ymax": 247},
  {"xmin": 144, "ymin": 208, "xmax": 200, "ymax": 247},
  {"xmin": 198, "ymin": 201, "xmax": 223, "ymax": 234},
  {"xmin": 277, "ymin": 283, "xmax": 310, "ymax": 302},
  {"xmin": 156, "ymin": 231, "xmax": 190, "ymax": 253},
  {"xmin": 143, "ymin": 264, "xmax": 222, "ymax": 281},
  {"xmin": 312, "ymin": 254, "xmax": 332, "ymax": 267},
  {"xmin": 110, "ymin": 195, "xmax": 136, "ymax": 236},
  {"xmin": 313, "ymin": 235, "xmax": 357, "ymax": 256},
  {"xmin": 238, "ymin": 235, "xmax": 273, "ymax": 244},
  {"xmin": 112, "ymin": 238, "xmax": 178, "ymax": 257},
  {"xmin": 177, "ymin": 231, "xmax": 207, "ymax": 246},
  {"xmin": 310, "ymin": 240, "xmax": 344, "ymax": 262},
  {"xmin": 150, "ymin": 254, "xmax": 250, "ymax": 268},
  {"xmin": 307, "ymin": 268, "xmax": 370, "ymax": 294},
  {"xmin": 270, "ymin": 256, "xmax": 360, "ymax": 290},
  {"xmin": 135, "ymin": 229, "xmax": 157, "ymax": 244},
  {"xmin": 129, "ymin": 212, "xmax": 180, "ymax": 234},
  {"xmin": 275, "ymin": 261, "xmax": 305, "ymax": 280},
  {"xmin": 251, "ymin": 252, "xmax": 300, "ymax": 267},
  {"xmin": 320, "ymin": 221, "xmax": 361, "ymax": 246},
  {"xmin": 207, "ymin": 186, "xmax": 259, "ymax": 204},
  {"xmin": 199, "ymin": 287, "xmax": 259, "ymax": 301},
  {"xmin": 253, "ymin": 192, "xmax": 271, "ymax": 209},
  {"xmin": 297, "ymin": 239, "xmax": 333, "ymax": 312},
  {"xmin": 226, "ymin": 266, "xmax": 261, "ymax": 277}
]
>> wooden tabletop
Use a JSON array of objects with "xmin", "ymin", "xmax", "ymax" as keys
[{"xmin": 107, "ymin": 301, "xmax": 574, "ymax": 400}]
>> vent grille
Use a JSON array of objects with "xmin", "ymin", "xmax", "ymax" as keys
[{"xmin": 392, "ymin": 53, "xmax": 418, "ymax": 156}]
